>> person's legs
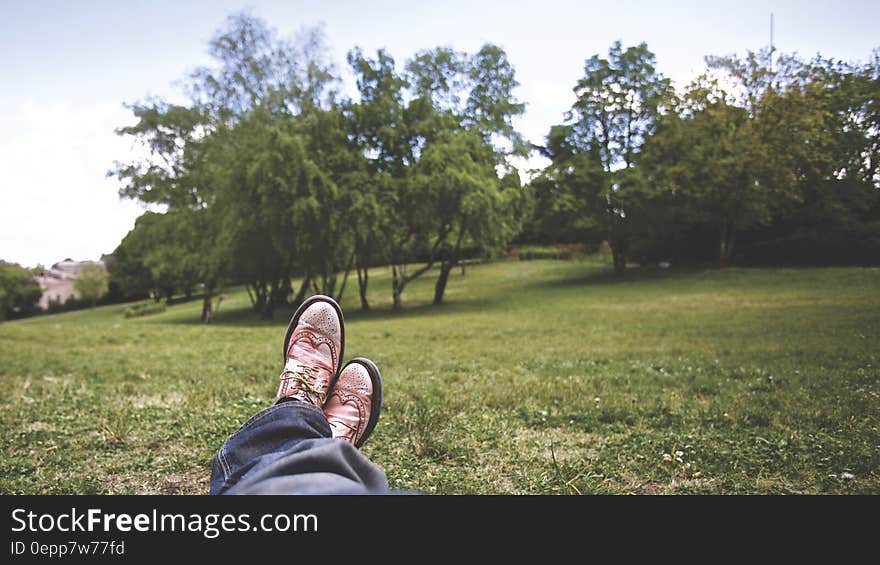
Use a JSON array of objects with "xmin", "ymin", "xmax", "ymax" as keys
[
  {"xmin": 208, "ymin": 295, "xmax": 389, "ymax": 495},
  {"xmin": 210, "ymin": 400, "xmax": 389, "ymax": 494}
]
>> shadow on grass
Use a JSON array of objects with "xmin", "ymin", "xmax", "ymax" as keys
[
  {"xmin": 520, "ymin": 263, "xmax": 709, "ymax": 291},
  {"xmin": 159, "ymin": 262, "xmax": 717, "ymax": 327},
  {"xmin": 162, "ymin": 295, "xmax": 498, "ymax": 327}
]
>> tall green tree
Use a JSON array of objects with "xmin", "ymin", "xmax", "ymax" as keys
[
  {"xmin": 464, "ymin": 44, "xmax": 527, "ymax": 155},
  {"xmin": 346, "ymin": 48, "xmax": 410, "ymax": 309},
  {"xmin": 111, "ymin": 209, "xmax": 223, "ymax": 321},
  {"xmin": 641, "ymin": 49, "xmax": 833, "ymax": 267},
  {"xmin": 562, "ymin": 41, "xmax": 673, "ymax": 273},
  {"xmin": 112, "ymin": 13, "xmax": 345, "ymax": 320},
  {"xmin": 74, "ymin": 264, "xmax": 109, "ymax": 306},
  {"xmin": 188, "ymin": 12, "xmax": 338, "ymax": 120},
  {"xmin": 642, "ymin": 92, "xmax": 770, "ymax": 266},
  {"xmin": 378, "ymin": 43, "xmax": 527, "ymax": 308},
  {"xmin": 204, "ymin": 108, "xmax": 346, "ymax": 318},
  {"xmin": 411, "ymin": 130, "xmax": 524, "ymax": 305},
  {"xmin": 526, "ymin": 124, "xmax": 608, "ymax": 244},
  {"xmin": 753, "ymin": 53, "xmax": 880, "ymax": 263}
]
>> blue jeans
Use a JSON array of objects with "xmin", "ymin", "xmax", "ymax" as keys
[{"xmin": 210, "ymin": 400, "xmax": 391, "ymax": 495}]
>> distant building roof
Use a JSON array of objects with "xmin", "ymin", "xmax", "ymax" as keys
[{"xmin": 33, "ymin": 258, "xmax": 107, "ymax": 309}]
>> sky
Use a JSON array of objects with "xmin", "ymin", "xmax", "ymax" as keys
[{"xmin": 1, "ymin": 0, "xmax": 877, "ymax": 269}]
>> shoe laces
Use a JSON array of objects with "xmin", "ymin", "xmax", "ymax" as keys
[
  {"xmin": 328, "ymin": 417, "xmax": 358, "ymax": 441},
  {"xmin": 279, "ymin": 362, "xmax": 326, "ymax": 405}
]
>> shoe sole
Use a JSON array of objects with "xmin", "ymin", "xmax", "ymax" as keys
[
  {"xmin": 281, "ymin": 294, "xmax": 346, "ymax": 391},
  {"xmin": 345, "ymin": 357, "xmax": 383, "ymax": 448}
]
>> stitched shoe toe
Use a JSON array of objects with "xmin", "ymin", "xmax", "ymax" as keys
[{"xmin": 324, "ymin": 358, "xmax": 382, "ymax": 447}]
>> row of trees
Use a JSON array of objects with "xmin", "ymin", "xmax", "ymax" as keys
[
  {"xmin": 109, "ymin": 13, "xmax": 879, "ymax": 323},
  {"xmin": 526, "ymin": 43, "xmax": 880, "ymax": 271},
  {"xmin": 112, "ymin": 14, "xmax": 526, "ymax": 320}
]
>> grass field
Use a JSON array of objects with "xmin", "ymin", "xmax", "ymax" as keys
[{"xmin": 1, "ymin": 254, "xmax": 878, "ymax": 494}]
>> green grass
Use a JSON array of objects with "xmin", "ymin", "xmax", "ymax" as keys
[{"xmin": 1, "ymin": 255, "xmax": 878, "ymax": 494}]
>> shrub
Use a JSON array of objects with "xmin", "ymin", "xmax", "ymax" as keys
[
  {"xmin": 512, "ymin": 243, "xmax": 599, "ymax": 261},
  {"xmin": 124, "ymin": 301, "xmax": 166, "ymax": 319}
]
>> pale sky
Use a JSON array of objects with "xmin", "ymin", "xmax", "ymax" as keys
[{"xmin": 1, "ymin": 0, "xmax": 877, "ymax": 268}]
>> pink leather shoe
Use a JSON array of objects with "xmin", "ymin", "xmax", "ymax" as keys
[
  {"xmin": 323, "ymin": 358, "xmax": 383, "ymax": 447},
  {"xmin": 276, "ymin": 295, "xmax": 345, "ymax": 406}
]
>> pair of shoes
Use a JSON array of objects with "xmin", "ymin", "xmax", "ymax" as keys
[{"xmin": 276, "ymin": 295, "xmax": 382, "ymax": 448}]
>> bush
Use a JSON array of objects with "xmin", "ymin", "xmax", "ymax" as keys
[
  {"xmin": 124, "ymin": 301, "xmax": 166, "ymax": 319},
  {"xmin": 75, "ymin": 263, "xmax": 109, "ymax": 305},
  {"xmin": 0, "ymin": 261, "xmax": 41, "ymax": 320},
  {"xmin": 46, "ymin": 295, "xmax": 91, "ymax": 315},
  {"xmin": 511, "ymin": 243, "xmax": 599, "ymax": 261}
]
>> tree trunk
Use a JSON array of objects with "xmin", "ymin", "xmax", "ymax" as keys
[
  {"xmin": 357, "ymin": 263, "xmax": 370, "ymax": 311},
  {"xmin": 250, "ymin": 281, "xmax": 269, "ymax": 314},
  {"xmin": 271, "ymin": 278, "xmax": 289, "ymax": 308},
  {"xmin": 392, "ymin": 281, "xmax": 402, "ymax": 310},
  {"xmin": 260, "ymin": 302, "xmax": 275, "ymax": 320},
  {"xmin": 433, "ymin": 262, "xmax": 454, "ymax": 305},
  {"xmin": 719, "ymin": 222, "xmax": 737, "ymax": 268},
  {"xmin": 606, "ymin": 201, "xmax": 626, "ymax": 275},
  {"xmin": 337, "ymin": 256, "xmax": 354, "ymax": 304},
  {"xmin": 392, "ymin": 265, "xmax": 403, "ymax": 310},
  {"xmin": 261, "ymin": 278, "xmax": 290, "ymax": 320},
  {"xmin": 276, "ymin": 277, "xmax": 292, "ymax": 305},
  {"xmin": 290, "ymin": 275, "xmax": 311, "ymax": 309},
  {"xmin": 200, "ymin": 288, "xmax": 213, "ymax": 324},
  {"xmin": 610, "ymin": 238, "xmax": 627, "ymax": 275},
  {"xmin": 434, "ymin": 222, "xmax": 466, "ymax": 305}
]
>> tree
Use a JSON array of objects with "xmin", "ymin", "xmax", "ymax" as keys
[
  {"xmin": 111, "ymin": 209, "xmax": 223, "ymax": 321},
  {"xmin": 747, "ymin": 53, "xmax": 880, "ymax": 264},
  {"xmin": 563, "ymin": 41, "xmax": 672, "ymax": 273},
  {"xmin": 187, "ymin": 12, "xmax": 338, "ymax": 120},
  {"xmin": 464, "ymin": 43, "xmax": 527, "ymax": 155},
  {"xmin": 111, "ymin": 218, "xmax": 154, "ymax": 300},
  {"xmin": 111, "ymin": 13, "xmax": 344, "ymax": 320},
  {"xmin": 527, "ymin": 124, "xmax": 610, "ymax": 245},
  {"xmin": 643, "ymin": 96, "xmax": 769, "ymax": 266},
  {"xmin": 346, "ymin": 48, "xmax": 410, "ymax": 309},
  {"xmin": 74, "ymin": 263, "xmax": 109, "ymax": 306},
  {"xmin": 0, "ymin": 261, "xmax": 41, "ymax": 320},
  {"xmin": 299, "ymin": 104, "xmax": 368, "ymax": 301},
  {"xmin": 208, "ymin": 107, "xmax": 356, "ymax": 318},
  {"xmin": 639, "ymin": 49, "xmax": 838, "ymax": 267},
  {"xmin": 412, "ymin": 130, "xmax": 524, "ymax": 305},
  {"xmin": 368, "ymin": 43, "xmax": 527, "ymax": 308}
]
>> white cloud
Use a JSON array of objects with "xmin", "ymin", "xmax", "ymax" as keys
[{"xmin": 0, "ymin": 100, "xmax": 148, "ymax": 268}]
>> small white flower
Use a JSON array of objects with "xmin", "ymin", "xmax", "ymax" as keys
[
  {"xmin": 675, "ymin": 450, "xmax": 684, "ymax": 457},
  {"xmin": 841, "ymin": 472, "xmax": 855, "ymax": 480},
  {"xmin": 662, "ymin": 453, "xmax": 672, "ymax": 461},
  {"xmin": 594, "ymin": 397, "xmax": 601, "ymax": 402}
]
